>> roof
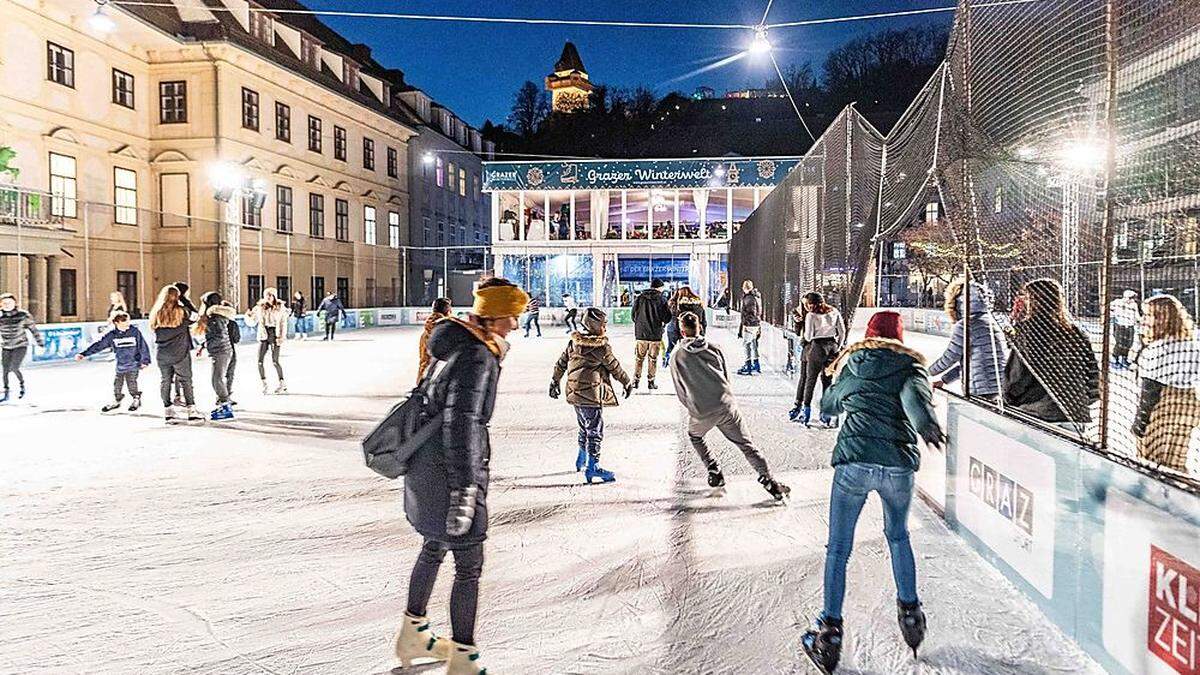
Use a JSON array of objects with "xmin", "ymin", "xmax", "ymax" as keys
[{"xmin": 553, "ymin": 41, "xmax": 587, "ymax": 74}]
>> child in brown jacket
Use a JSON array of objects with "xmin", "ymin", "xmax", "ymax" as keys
[{"xmin": 550, "ymin": 307, "xmax": 632, "ymax": 484}]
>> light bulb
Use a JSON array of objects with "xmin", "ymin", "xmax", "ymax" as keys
[
  {"xmin": 749, "ymin": 27, "xmax": 772, "ymax": 54},
  {"xmin": 88, "ymin": 5, "xmax": 117, "ymax": 33}
]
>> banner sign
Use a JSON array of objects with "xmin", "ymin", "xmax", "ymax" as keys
[
  {"xmin": 33, "ymin": 326, "xmax": 84, "ymax": 361},
  {"xmin": 483, "ymin": 158, "xmax": 800, "ymax": 192},
  {"xmin": 618, "ymin": 256, "xmax": 692, "ymax": 281}
]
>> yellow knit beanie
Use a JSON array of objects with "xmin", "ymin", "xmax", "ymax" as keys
[{"xmin": 472, "ymin": 284, "xmax": 530, "ymax": 319}]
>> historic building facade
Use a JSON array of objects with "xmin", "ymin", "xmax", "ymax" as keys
[{"xmin": 545, "ymin": 42, "xmax": 594, "ymax": 114}]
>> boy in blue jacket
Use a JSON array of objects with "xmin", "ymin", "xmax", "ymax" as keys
[{"xmin": 75, "ymin": 311, "xmax": 151, "ymax": 412}]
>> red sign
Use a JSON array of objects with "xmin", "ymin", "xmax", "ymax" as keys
[{"xmin": 1150, "ymin": 545, "xmax": 1200, "ymax": 674}]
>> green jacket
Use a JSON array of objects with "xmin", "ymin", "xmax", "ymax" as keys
[{"xmin": 820, "ymin": 338, "xmax": 943, "ymax": 471}]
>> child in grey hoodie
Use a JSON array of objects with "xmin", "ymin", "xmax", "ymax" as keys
[{"xmin": 669, "ymin": 311, "xmax": 791, "ymax": 501}]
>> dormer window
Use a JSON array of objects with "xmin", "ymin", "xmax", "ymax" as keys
[{"xmin": 344, "ymin": 62, "xmax": 359, "ymax": 91}]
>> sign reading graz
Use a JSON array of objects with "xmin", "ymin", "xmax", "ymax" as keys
[{"xmin": 482, "ymin": 158, "xmax": 801, "ymax": 192}]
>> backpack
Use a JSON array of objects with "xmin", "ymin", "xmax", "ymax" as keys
[
  {"xmin": 362, "ymin": 353, "xmax": 459, "ymax": 479},
  {"xmin": 228, "ymin": 319, "xmax": 242, "ymax": 345}
]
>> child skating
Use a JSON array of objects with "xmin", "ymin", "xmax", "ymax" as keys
[
  {"xmin": 549, "ymin": 308, "xmax": 632, "ymax": 484},
  {"xmin": 75, "ymin": 310, "xmax": 151, "ymax": 412},
  {"xmin": 0, "ymin": 293, "xmax": 44, "ymax": 403},
  {"xmin": 193, "ymin": 292, "xmax": 237, "ymax": 420},
  {"xmin": 668, "ymin": 311, "xmax": 791, "ymax": 501}
]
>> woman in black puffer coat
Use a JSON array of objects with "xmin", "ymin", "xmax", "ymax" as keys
[{"xmin": 395, "ymin": 278, "xmax": 527, "ymax": 674}]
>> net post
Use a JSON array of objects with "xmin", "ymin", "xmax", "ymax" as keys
[{"xmin": 1096, "ymin": 0, "xmax": 1119, "ymax": 449}]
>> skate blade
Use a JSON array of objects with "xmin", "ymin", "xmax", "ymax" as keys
[{"xmin": 802, "ymin": 646, "xmax": 836, "ymax": 674}]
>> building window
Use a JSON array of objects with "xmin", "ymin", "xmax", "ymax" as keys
[
  {"xmin": 363, "ymin": 205, "xmax": 377, "ymax": 245},
  {"xmin": 241, "ymin": 88, "xmax": 260, "ymax": 131},
  {"xmin": 275, "ymin": 102, "xmax": 290, "ymax": 142},
  {"xmin": 47, "ymin": 42, "xmax": 74, "ymax": 87},
  {"xmin": 362, "ymin": 138, "xmax": 375, "ymax": 170},
  {"xmin": 60, "ymin": 268, "xmax": 78, "ymax": 316},
  {"xmin": 309, "ymin": 193, "xmax": 324, "ymax": 237},
  {"xmin": 893, "ymin": 242, "xmax": 907, "ymax": 259},
  {"xmin": 436, "ymin": 157, "xmax": 444, "ymax": 187},
  {"xmin": 276, "ymin": 185, "xmax": 293, "ymax": 232},
  {"xmin": 473, "ymin": 174, "xmax": 480, "ymax": 201},
  {"xmin": 113, "ymin": 167, "xmax": 138, "ymax": 225},
  {"xmin": 335, "ymin": 198, "xmax": 349, "ymax": 241},
  {"xmin": 334, "ymin": 126, "xmax": 347, "ymax": 161},
  {"xmin": 311, "ymin": 275, "xmax": 325, "ymax": 302},
  {"xmin": 117, "ymin": 271, "xmax": 138, "ymax": 316},
  {"xmin": 924, "ymin": 201, "xmax": 939, "ymax": 223},
  {"xmin": 49, "ymin": 152, "xmax": 77, "ymax": 218},
  {"xmin": 459, "ymin": 225, "xmax": 466, "ymax": 244},
  {"xmin": 388, "ymin": 211, "xmax": 400, "ymax": 248},
  {"xmin": 437, "ymin": 221, "xmax": 445, "ymax": 246},
  {"xmin": 112, "ymin": 69, "xmax": 135, "ymax": 108},
  {"xmin": 242, "ymin": 193, "xmax": 262, "ymax": 228},
  {"xmin": 308, "ymin": 116, "xmax": 322, "ymax": 153},
  {"xmin": 423, "ymin": 216, "xmax": 431, "ymax": 245},
  {"xmin": 387, "ymin": 147, "xmax": 398, "ymax": 178},
  {"xmin": 459, "ymin": 168, "xmax": 466, "ymax": 197},
  {"xmin": 159, "ymin": 81, "xmax": 187, "ymax": 123},
  {"xmin": 248, "ymin": 275, "xmax": 263, "ymax": 304},
  {"xmin": 448, "ymin": 162, "xmax": 456, "ymax": 192},
  {"xmin": 993, "ymin": 185, "xmax": 1003, "ymax": 213},
  {"xmin": 275, "ymin": 276, "xmax": 290, "ymax": 303},
  {"xmin": 336, "ymin": 276, "xmax": 350, "ymax": 308}
]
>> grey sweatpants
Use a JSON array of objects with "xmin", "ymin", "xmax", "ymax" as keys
[
  {"xmin": 113, "ymin": 370, "xmax": 141, "ymax": 400},
  {"xmin": 687, "ymin": 408, "xmax": 770, "ymax": 477}
]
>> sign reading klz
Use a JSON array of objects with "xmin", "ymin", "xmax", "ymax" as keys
[{"xmin": 1150, "ymin": 545, "xmax": 1200, "ymax": 674}]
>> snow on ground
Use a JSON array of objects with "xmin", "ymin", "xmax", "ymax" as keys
[{"xmin": 0, "ymin": 325, "xmax": 1103, "ymax": 674}]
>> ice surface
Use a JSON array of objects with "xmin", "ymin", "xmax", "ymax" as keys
[{"xmin": 0, "ymin": 325, "xmax": 1103, "ymax": 673}]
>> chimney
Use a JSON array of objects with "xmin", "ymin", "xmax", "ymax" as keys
[{"xmin": 349, "ymin": 43, "xmax": 372, "ymax": 64}]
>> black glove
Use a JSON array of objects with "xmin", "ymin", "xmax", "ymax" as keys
[
  {"xmin": 549, "ymin": 381, "xmax": 561, "ymax": 399},
  {"xmin": 445, "ymin": 486, "xmax": 479, "ymax": 537}
]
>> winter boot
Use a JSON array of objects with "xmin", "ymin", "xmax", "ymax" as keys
[
  {"xmin": 101, "ymin": 400, "xmax": 122, "ymax": 413},
  {"xmin": 128, "ymin": 395, "xmax": 142, "ymax": 412},
  {"xmin": 897, "ymin": 600, "xmax": 927, "ymax": 657},
  {"xmin": 758, "ymin": 475, "xmax": 791, "ymax": 502},
  {"xmin": 585, "ymin": 454, "xmax": 616, "ymax": 484},
  {"xmin": 275, "ymin": 380, "xmax": 287, "ymax": 394},
  {"xmin": 632, "ymin": 378, "xmax": 640, "ymax": 390},
  {"xmin": 647, "ymin": 379, "xmax": 658, "ymax": 390},
  {"xmin": 802, "ymin": 617, "xmax": 843, "ymax": 674},
  {"xmin": 736, "ymin": 361, "xmax": 753, "ymax": 376},
  {"xmin": 575, "ymin": 447, "xmax": 588, "ymax": 472},
  {"xmin": 210, "ymin": 403, "xmax": 234, "ymax": 421},
  {"xmin": 706, "ymin": 462, "xmax": 726, "ymax": 488},
  {"xmin": 185, "ymin": 405, "xmax": 205, "ymax": 421},
  {"xmin": 261, "ymin": 379, "xmax": 270, "ymax": 395},
  {"xmin": 392, "ymin": 611, "xmax": 451, "ymax": 668},
  {"xmin": 752, "ymin": 359, "xmax": 762, "ymax": 374},
  {"xmin": 163, "ymin": 405, "xmax": 177, "ymax": 423},
  {"xmin": 446, "ymin": 641, "xmax": 486, "ymax": 675}
]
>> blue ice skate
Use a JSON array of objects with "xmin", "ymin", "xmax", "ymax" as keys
[
  {"xmin": 210, "ymin": 403, "xmax": 234, "ymax": 421},
  {"xmin": 584, "ymin": 455, "xmax": 615, "ymax": 484},
  {"xmin": 575, "ymin": 447, "xmax": 587, "ymax": 472}
]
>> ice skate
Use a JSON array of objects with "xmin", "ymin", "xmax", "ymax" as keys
[
  {"xmin": 584, "ymin": 455, "xmax": 616, "ymax": 484},
  {"xmin": 446, "ymin": 642, "xmax": 486, "ymax": 675},
  {"xmin": 632, "ymin": 378, "xmax": 640, "ymax": 390},
  {"xmin": 752, "ymin": 359, "xmax": 762, "ymax": 374},
  {"xmin": 185, "ymin": 405, "xmax": 205, "ymax": 422},
  {"xmin": 275, "ymin": 380, "xmax": 287, "ymax": 394},
  {"xmin": 802, "ymin": 617, "xmax": 843, "ymax": 673},
  {"xmin": 18, "ymin": 384, "xmax": 26, "ymax": 399},
  {"xmin": 210, "ymin": 403, "xmax": 234, "ymax": 421},
  {"xmin": 819, "ymin": 412, "xmax": 838, "ymax": 428},
  {"xmin": 897, "ymin": 600, "xmax": 926, "ymax": 657},
  {"xmin": 261, "ymin": 379, "xmax": 270, "ymax": 395},
  {"xmin": 758, "ymin": 475, "xmax": 791, "ymax": 502},
  {"xmin": 706, "ymin": 462, "xmax": 726, "ymax": 488},
  {"xmin": 128, "ymin": 395, "xmax": 141, "ymax": 412},
  {"xmin": 736, "ymin": 361, "xmax": 753, "ymax": 376},
  {"xmin": 163, "ymin": 405, "xmax": 178, "ymax": 423},
  {"xmin": 790, "ymin": 405, "xmax": 812, "ymax": 426},
  {"xmin": 173, "ymin": 394, "xmax": 185, "ymax": 407},
  {"xmin": 575, "ymin": 447, "xmax": 587, "ymax": 472},
  {"xmin": 392, "ymin": 611, "xmax": 451, "ymax": 668},
  {"xmin": 0, "ymin": 389, "xmax": 7, "ymax": 403},
  {"xmin": 100, "ymin": 400, "xmax": 122, "ymax": 413},
  {"xmin": 647, "ymin": 379, "xmax": 658, "ymax": 390}
]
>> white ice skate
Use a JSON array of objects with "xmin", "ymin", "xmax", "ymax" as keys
[
  {"xmin": 393, "ymin": 612, "xmax": 451, "ymax": 668},
  {"xmin": 446, "ymin": 642, "xmax": 486, "ymax": 675},
  {"xmin": 275, "ymin": 380, "xmax": 287, "ymax": 394},
  {"xmin": 261, "ymin": 379, "xmax": 270, "ymax": 395}
]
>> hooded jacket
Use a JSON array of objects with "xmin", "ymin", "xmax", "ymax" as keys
[
  {"xmin": 201, "ymin": 304, "xmax": 237, "ymax": 355},
  {"xmin": 404, "ymin": 317, "xmax": 504, "ymax": 544},
  {"xmin": 928, "ymin": 282, "xmax": 1007, "ymax": 395},
  {"xmin": 821, "ymin": 338, "xmax": 943, "ymax": 471},
  {"xmin": 1003, "ymin": 318, "xmax": 1098, "ymax": 423},
  {"xmin": 670, "ymin": 294, "xmax": 707, "ymax": 329},
  {"xmin": 317, "ymin": 295, "xmax": 346, "ymax": 323},
  {"xmin": 0, "ymin": 308, "xmax": 43, "ymax": 350},
  {"xmin": 416, "ymin": 311, "xmax": 448, "ymax": 382},
  {"xmin": 740, "ymin": 289, "xmax": 763, "ymax": 328},
  {"xmin": 553, "ymin": 332, "xmax": 631, "ymax": 407},
  {"xmin": 632, "ymin": 288, "xmax": 671, "ymax": 341},
  {"xmin": 79, "ymin": 325, "xmax": 151, "ymax": 373},
  {"xmin": 669, "ymin": 335, "xmax": 735, "ymax": 419}
]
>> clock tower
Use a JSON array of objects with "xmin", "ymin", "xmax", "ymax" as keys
[{"xmin": 545, "ymin": 42, "xmax": 594, "ymax": 113}]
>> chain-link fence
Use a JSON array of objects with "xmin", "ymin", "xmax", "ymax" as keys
[{"xmin": 731, "ymin": 0, "xmax": 1200, "ymax": 483}]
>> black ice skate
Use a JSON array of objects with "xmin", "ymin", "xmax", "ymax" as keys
[
  {"xmin": 758, "ymin": 475, "xmax": 791, "ymax": 502},
  {"xmin": 897, "ymin": 599, "xmax": 926, "ymax": 657},
  {"xmin": 100, "ymin": 400, "xmax": 122, "ymax": 413},
  {"xmin": 706, "ymin": 462, "xmax": 725, "ymax": 488},
  {"xmin": 802, "ymin": 617, "xmax": 842, "ymax": 673}
]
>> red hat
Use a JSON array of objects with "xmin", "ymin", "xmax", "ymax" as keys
[{"xmin": 865, "ymin": 311, "xmax": 904, "ymax": 342}]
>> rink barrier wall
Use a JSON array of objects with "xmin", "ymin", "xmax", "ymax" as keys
[{"xmin": 737, "ymin": 315, "xmax": 1200, "ymax": 675}]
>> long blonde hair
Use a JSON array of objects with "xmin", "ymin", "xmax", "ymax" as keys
[
  {"xmin": 1142, "ymin": 295, "xmax": 1195, "ymax": 343},
  {"xmin": 149, "ymin": 285, "xmax": 184, "ymax": 329}
]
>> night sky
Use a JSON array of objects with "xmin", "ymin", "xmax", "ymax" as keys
[{"xmin": 319, "ymin": 1, "xmax": 954, "ymax": 127}]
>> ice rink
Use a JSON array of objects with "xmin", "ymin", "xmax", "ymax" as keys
[{"xmin": 1, "ymin": 324, "xmax": 1103, "ymax": 674}]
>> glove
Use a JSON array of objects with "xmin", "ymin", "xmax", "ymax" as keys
[
  {"xmin": 445, "ymin": 485, "xmax": 480, "ymax": 537},
  {"xmin": 549, "ymin": 381, "xmax": 561, "ymax": 399},
  {"xmin": 623, "ymin": 382, "xmax": 633, "ymax": 399}
]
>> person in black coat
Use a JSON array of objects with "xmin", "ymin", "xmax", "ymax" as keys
[
  {"xmin": 631, "ymin": 279, "xmax": 671, "ymax": 388},
  {"xmin": 395, "ymin": 277, "xmax": 528, "ymax": 674}
]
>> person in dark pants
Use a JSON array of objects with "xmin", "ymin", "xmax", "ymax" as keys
[
  {"xmin": 75, "ymin": 310, "xmax": 151, "ymax": 412},
  {"xmin": 171, "ymin": 281, "xmax": 199, "ymax": 405},
  {"xmin": 561, "ymin": 292, "xmax": 579, "ymax": 334},
  {"xmin": 790, "ymin": 292, "xmax": 846, "ymax": 426},
  {"xmin": 394, "ymin": 278, "xmax": 527, "ymax": 674},
  {"xmin": 193, "ymin": 292, "xmax": 237, "ymax": 419},
  {"xmin": 522, "ymin": 294, "xmax": 542, "ymax": 337},
  {"xmin": 317, "ymin": 292, "xmax": 346, "ymax": 340},
  {"xmin": 149, "ymin": 285, "xmax": 203, "ymax": 422},
  {"xmin": 0, "ymin": 293, "xmax": 43, "ymax": 403},
  {"xmin": 1110, "ymin": 289, "xmax": 1140, "ymax": 369}
]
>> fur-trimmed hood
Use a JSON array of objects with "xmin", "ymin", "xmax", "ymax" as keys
[
  {"xmin": 828, "ymin": 337, "xmax": 926, "ymax": 378},
  {"xmin": 569, "ymin": 332, "xmax": 609, "ymax": 347},
  {"xmin": 206, "ymin": 303, "xmax": 236, "ymax": 319}
]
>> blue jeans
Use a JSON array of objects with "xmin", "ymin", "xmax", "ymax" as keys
[
  {"xmin": 822, "ymin": 462, "xmax": 918, "ymax": 621},
  {"xmin": 742, "ymin": 326, "xmax": 761, "ymax": 363},
  {"xmin": 575, "ymin": 406, "xmax": 604, "ymax": 459}
]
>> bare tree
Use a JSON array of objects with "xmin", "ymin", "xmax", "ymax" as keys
[{"xmin": 508, "ymin": 81, "xmax": 549, "ymax": 138}]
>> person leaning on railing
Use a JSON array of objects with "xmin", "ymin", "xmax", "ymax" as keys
[{"xmin": 1131, "ymin": 294, "xmax": 1200, "ymax": 475}]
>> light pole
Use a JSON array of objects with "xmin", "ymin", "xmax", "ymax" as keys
[{"xmin": 210, "ymin": 162, "xmax": 267, "ymax": 310}]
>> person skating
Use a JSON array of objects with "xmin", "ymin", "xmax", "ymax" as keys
[
  {"xmin": 106, "ymin": 290, "xmax": 128, "ymax": 319},
  {"xmin": 289, "ymin": 290, "xmax": 308, "ymax": 341},
  {"xmin": 669, "ymin": 311, "xmax": 790, "ymax": 501},
  {"xmin": 549, "ymin": 307, "xmax": 632, "ymax": 483},
  {"xmin": 790, "ymin": 292, "xmax": 846, "ymax": 426},
  {"xmin": 737, "ymin": 280, "xmax": 763, "ymax": 375},
  {"xmin": 1132, "ymin": 294, "xmax": 1200, "ymax": 474},
  {"xmin": 1110, "ymin": 289, "xmax": 1141, "ymax": 369},
  {"xmin": 75, "ymin": 310, "xmax": 150, "ymax": 412},
  {"xmin": 247, "ymin": 287, "xmax": 288, "ymax": 394},
  {"xmin": 522, "ymin": 294, "xmax": 542, "ymax": 337},
  {"xmin": 193, "ymin": 292, "xmax": 237, "ymax": 420},
  {"xmin": 149, "ymin": 285, "xmax": 203, "ymax": 422},
  {"xmin": 171, "ymin": 281, "xmax": 199, "ymax": 406},
  {"xmin": 561, "ymin": 292, "xmax": 579, "ymax": 334},
  {"xmin": 802, "ymin": 311, "xmax": 944, "ymax": 672},
  {"xmin": 317, "ymin": 292, "xmax": 346, "ymax": 340},
  {"xmin": 0, "ymin": 293, "xmax": 43, "ymax": 403},
  {"xmin": 664, "ymin": 285, "xmax": 705, "ymax": 366},
  {"xmin": 418, "ymin": 297, "xmax": 452, "ymax": 382},
  {"xmin": 222, "ymin": 301, "xmax": 241, "ymax": 406},
  {"xmin": 631, "ymin": 279, "xmax": 671, "ymax": 389},
  {"xmin": 396, "ymin": 277, "xmax": 527, "ymax": 674}
]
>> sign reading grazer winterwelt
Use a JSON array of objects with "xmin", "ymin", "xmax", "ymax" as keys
[{"xmin": 482, "ymin": 157, "xmax": 801, "ymax": 192}]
